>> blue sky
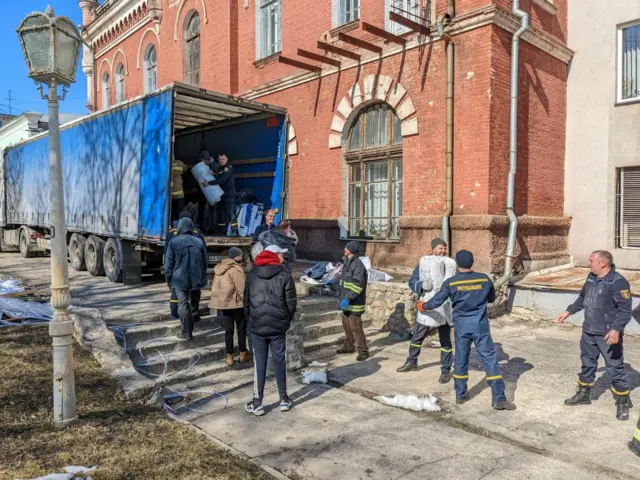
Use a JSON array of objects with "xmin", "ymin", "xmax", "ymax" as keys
[{"xmin": 0, "ymin": 1, "xmax": 88, "ymax": 117}]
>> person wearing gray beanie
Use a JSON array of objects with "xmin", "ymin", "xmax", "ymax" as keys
[
  {"xmin": 345, "ymin": 241, "xmax": 360, "ymax": 256},
  {"xmin": 228, "ymin": 247, "xmax": 244, "ymax": 260}
]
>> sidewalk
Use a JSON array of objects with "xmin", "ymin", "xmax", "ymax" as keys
[{"xmin": 175, "ymin": 317, "xmax": 640, "ymax": 479}]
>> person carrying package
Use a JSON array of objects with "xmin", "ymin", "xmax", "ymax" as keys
[
  {"xmin": 253, "ymin": 208, "xmax": 277, "ymax": 240},
  {"xmin": 258, "ymin": 224, "xmax": 297, "ymax": 265},
  {"xmin": 201, "ymin": 153, "xmax": 238, "ymax": 236},
  {"xmin": 555, "ymin": 250, "xmax": 633, "ymax": 421},
  {"xmin": 337, "ymin": 241, "xmax": 369, "ymax": 362},
  {"xmin": 244, "ymin": 245, "xmax": 297, "ymax": 416},
  {"xmin": 418, "ymin": 250, "xmax": 516, "ymax": 411},
  {"xmin": 397, "ymin": 238, "xmax": 457, "ymax": 384},
  {"xmin": 196, "ymin": 151, "xmax": 214, "ymax": 231},
  {"xmin": 165, "ymin": 217, "xmax": 208, "ymax": 341},
  {"xmin": 165, "ymin": 209, "xmax": 205, "ymax": 321},
  {"xmin": 210, "ymin": 247, "xmax": 251, "ymax": 367}
]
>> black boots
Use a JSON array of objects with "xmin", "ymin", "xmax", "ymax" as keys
[
  {"xmin": 397, "ymin": 361, "xmax": 418, "ymax": 373},
  {"xmin": 564, "ymin": 386, "xmax": 592, "ymax": 406},
  {"xmin": 493, "ymin": 400, "xmax": 517, "ymax": 411},
  {"xmin": 616, "ymin": 394, "xmax": 633, "ymax": 421},
  {"xmin": 439, "ymin": 371, "xmax": 452, "ymax": 384}
]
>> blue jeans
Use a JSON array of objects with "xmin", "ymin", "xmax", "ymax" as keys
[{"xmin": 453, "ymin": 329, "xmax": 506, "ymax": 402}]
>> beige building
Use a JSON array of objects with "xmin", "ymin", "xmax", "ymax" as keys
[{"xmin": 566, "ymin": 1, "xmax": 640, "ymax": 268}]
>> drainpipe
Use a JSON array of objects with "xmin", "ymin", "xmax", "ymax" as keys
[
  {"xmin": 438, "ymin": 0, "xmax": 455, "ymax": 250},
  {"xmin": 494, "ymin": 1, "xmax": 529, "ymax": 290}
]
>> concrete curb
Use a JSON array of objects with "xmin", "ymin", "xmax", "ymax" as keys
[{"xmin": 166, "ymin": 411, "xmax": 291, "ymax": 480}]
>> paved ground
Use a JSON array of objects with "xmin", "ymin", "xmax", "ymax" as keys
[{"xmin": 178, "ymin": 318, "xmax": 640, "ymax": 480}]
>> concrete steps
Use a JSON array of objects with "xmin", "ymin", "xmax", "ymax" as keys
[{"xmin": 116, "ymin": 295, "xmax": 374, "ymax": 390}]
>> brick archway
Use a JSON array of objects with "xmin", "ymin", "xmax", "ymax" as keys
[{"xmin": 328, "ymin": 74, "xmax": 418, "ymax": 149}]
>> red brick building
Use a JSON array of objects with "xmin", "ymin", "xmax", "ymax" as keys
[{"xmin": 80, "ymin": 0, "xmax": 572, "ymax": 273}]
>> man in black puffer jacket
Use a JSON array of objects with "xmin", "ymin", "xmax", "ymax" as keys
[
  {"xmin": 165, "ymin": 217, "xmax": 208, "ymax": 341},
  {"xmin": 244, "ymin": 244, "xmax": 297, "ymax": 416}
]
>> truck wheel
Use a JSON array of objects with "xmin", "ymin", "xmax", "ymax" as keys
[
  {"xmin": 103, "ymin": 238, "xmax": 123, "ymax": 283},
  {"xmin": 19, "ymin": 229, "xmax": 36, "ymax": 258},
  {"xmin": 69, "ymin": 234, "xmax": 87, "ymax": 271},
  {"xmin": 85, "ymin": 235, "xmax": 105, "ymax": 276}
]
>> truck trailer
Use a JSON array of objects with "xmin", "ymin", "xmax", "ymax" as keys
[{"xmin": 0, "ymin": 83, "xmax": 289, "ymax": 284}]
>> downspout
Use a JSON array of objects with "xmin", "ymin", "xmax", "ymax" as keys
[
  {"xmin": 438, "ymin": 0, "xmax": 455, "ymax": 250},
  {"xmin": 494, "ymin": 0, "xmax": 529, "ymax": 290}
]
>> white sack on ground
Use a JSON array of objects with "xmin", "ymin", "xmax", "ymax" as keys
[
  {"xmin": 303, "ymin": 371, "xmax": 328, "ymax": 384},
  {"xmin": 374, "ymin": 394, "xmax": 441, "ymax": 412},
  {"xmin": 0, "ymin": 278, "xmax": 23, "ymax": 296},
  {"xmin": 63, "ymin": 466, "xmax": 96, "ymax": 475},
  {"xmin": 368, "ymin": 268, "xmax": 393, "ymax": 282},
  {"xmin": 0, "ymin": 298, "xmax": 53, "ymax": 322},
  {"xmin": 191, "ymin": 161, "xmax": 224, "ymax": 205}
]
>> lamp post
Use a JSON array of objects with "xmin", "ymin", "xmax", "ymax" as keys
[{"xmin": 17, "ymin": 6, "xmax": 82, "ymax": 427}]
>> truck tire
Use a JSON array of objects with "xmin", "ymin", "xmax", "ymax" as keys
[
  {"xmin": 69, "ymin": 233, "xmax": 87, "ymax": 271},
  {"xmin": 103, "ymin": 237, "xmax": 123, "ymax": 283},
  {"xmin": 19, "ymin": 229, "xmax": 36, "ymax": 258},
  {"xmin": 85, "ymin": 235, "xmax": 105, "ymax": 276}
]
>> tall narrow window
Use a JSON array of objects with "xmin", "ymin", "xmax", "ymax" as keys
[
  {"xmin": 144, "ymin": 44, "xmax": 157, "ymax": 93},
  {"xmin": 256, "ymin": 0, "xmax": 281, "ymax": 60},
  {"xmin": 337, "ymin": 0, "xmax": 360, "ymax": 26},
  {"xmin": 115, "ymin": 64, "xmax": 125, "ymax": 103},
  {"xmin": 387, "ymin": 0, "xmax": 422, "ymax": 34},
  {"xmin": 617, "ymin": 167, "xmax": 640, "ymax": 248},
  {"xmin": 102, "ymin": 72, "xmax": 110, "ymax": 109},
  {"xmin": 346, "ymin": 103, "xmax": 403, "ymax": 240},
  {"xmin": 184, "ymin": 12, "xmax": 200, "ymax": 86},
  {"xmin": 617, "ymin": 22, "xmax": 640, "ymax": 103}
]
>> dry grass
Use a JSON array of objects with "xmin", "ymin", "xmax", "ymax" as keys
[{"xmin": 0, "ymin": 325, "xmax": 273, "ymax": 480}]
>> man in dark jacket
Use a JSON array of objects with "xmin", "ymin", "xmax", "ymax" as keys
[
  {"xmin": 244, "ymin": 244, "xmax": 297, "ymax": 416},
  {"xmin": 337, "ymin": 241, "xmax": 369, "ymax": 361},
  {"xmin": 420, "ymin": 250, "xmax": 516, "ymax": 411},
  {"xmin": 165, "ymin": 217, "xmax": 208, "ymax": 340},
  {"xmin": 165, "ymin": 209, "xmax": 205, "ymax": 320},
  {"xmin": 202, "ymin": 153, "xmax": 237, "ymax": 236},
  {"xmin": 556, "ymin": 250, "xmax": 633, "ymax": 420}
]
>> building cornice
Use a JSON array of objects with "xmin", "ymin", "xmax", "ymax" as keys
[
  {"xmin": 243, "ymin": 5, "xmax": 573, "ymax": 101},
  {"xmin": 88, "ymin": 0, "xmax": 142, "ymax": 38}
]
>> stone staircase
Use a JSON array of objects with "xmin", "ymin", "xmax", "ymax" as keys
[{"xmin": 115, "ymin": 293, "xmax": 374, "ymax": 391}]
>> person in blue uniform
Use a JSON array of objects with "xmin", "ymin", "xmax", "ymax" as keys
[
  {"xmin": 556, "ymin": 250, "xmax": 633, "ymax": 421},
  {"xmin": 419, "ymin": 250, "xmax": 516, "ymax": 411},
  {"xmin": 202, "ymin": 153, "xmax": 238, "ymax": 236},
  {"xmin": 165, "ymin": 209, "xmax": 206, "ymax": 320}
]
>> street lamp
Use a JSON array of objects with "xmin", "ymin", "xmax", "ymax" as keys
[{"xmin": 17, "ymin": 6, "xmax": 82, "ymax": 427}]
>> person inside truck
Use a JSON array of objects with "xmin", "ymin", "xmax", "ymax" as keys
[
  {"xmin": 165, "ymin": 208, "xmax": 205, "ymax": 322},
  {"xmin": 196, "ymin": 151, "xmax": 215, "ymax": 233},
  {"xmin": 202, "ymin": 153, "xmax": 238, "ymax": 237},
  {"xmin": 171, "ymin": 159, "xmax": 193, "ymax": 222},
  {"xmin": 252, "ymin": 209, "xmax": 277, "ymax": 241}
]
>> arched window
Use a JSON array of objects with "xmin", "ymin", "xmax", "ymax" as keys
[
  {"xmin": 115, "ymin": 64, "xmax": 125, "ymax": 103},
  {"xmin": 183, "ymin": 12, "xmax": 200, "ymax": 86},
  {"xmin": 102, "ymin": 72, "xmax": 111, "ymax": 109},
  {"xmin": 144, "ymin": 44, "xmax": 157, "ymax": 93},
  {"xmin": 346, "ymin": 103, "xmax": 403, "ymax": 239}
]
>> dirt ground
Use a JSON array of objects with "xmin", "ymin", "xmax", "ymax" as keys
[{"xmin": 0, "ymin": 324, "xmax": 273, "ymax": 480}]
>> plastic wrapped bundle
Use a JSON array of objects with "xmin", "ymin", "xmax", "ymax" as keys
[{"xmin": 191, "ymin": 161, "xmax": 224, "ymax": 205}]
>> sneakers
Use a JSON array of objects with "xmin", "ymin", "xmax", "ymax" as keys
[
  {"xmin": 493, "ymin": 400, "xmax": 517, "ymax": 411},
  {"xmin": 245, "ymin": 400, "xmax": 265, "ymax": 416},
  {"xmin": 564, "ymin": 386, "xmax": 591, "ymax": 406},
  {"xmin": 397, "ymin": 362, "xmax": 418, "ymax": 373},
  {"xmin": 280, "ymin": 397, "xmax": 293, "ymax": 412},
  {"xmin": 439, "ymin": 371, "xmax": 452, "ymax": 384}
]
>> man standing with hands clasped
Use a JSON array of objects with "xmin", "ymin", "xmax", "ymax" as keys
[{"xmin": 556, "ymin": 250, "xmax": 633, "ymax": 421}]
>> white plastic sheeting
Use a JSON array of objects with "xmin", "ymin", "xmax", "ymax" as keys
[
  {"xmin": 0, "ymin": 298, "xmax": 53, "ymax": 327},
  {"xmin": 25, "ymin": 466, "xmax": 96, "ymax": 480},
  {"xmin": 191, "ymin": 161, "xmax": 224, "ymax": 205},
  {"xmin": 302, "ymin": 361, "xmax": 329, "ymax": 384},
  {"xmin": 374, "ymin": 394, "xmax": 441, "ymax": 412},
  {"xmin": 360, "ymin": 256, "xmax": 393, "ymax": 282},
  {"xmin": 0, "ymin": 278, "xmax": 23, "ymax": 296}
]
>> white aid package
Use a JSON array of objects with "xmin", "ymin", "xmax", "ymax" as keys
[
  {"xmin": 374, "ymin": 394, "xmax": 441, "ymax": 412},
  {"xmin": 190, "ymin": 161, "xmax": 224, "ymax": 206}
]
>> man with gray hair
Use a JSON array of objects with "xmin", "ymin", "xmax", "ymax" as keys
[{"xmin": 556, "ymin": 250, "xmax": 633, "ymax": 421}]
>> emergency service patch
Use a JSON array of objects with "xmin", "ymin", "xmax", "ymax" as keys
[
  {"xmin": 621, "ymin": 289, "xmax": 631, "ymax": 300},
  {"xmin": 224, "ymin": 167, "xmax": 229, "ymax": 172}
]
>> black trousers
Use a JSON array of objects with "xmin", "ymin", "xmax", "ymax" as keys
[
  {"xmin": 578, "ymin": 330, "xmax": 630, "ymax": 395},
  {"xmin": 175, "ymin": 289, "xmax": 199, "ymax": 335},
  {"xmin": 406, "ymin": 323, "xmax": 453, "ymax": 372},
  {"xmin": 221, "ymin": 308, "xmax": 247, "ymax": 354},
  {"xmin": 252, "ymin": 333, "xmax": 287, "ymax": 403},
  {"xmin": 217, "ymin": 195, "xmax": 237, "ymax": 232},
  {"xmin": 170, "ymin": 288, "xmax": 201, "ymax": 319},
  {"xmin": 171, "ymin": 197, "xmax": 184, "ymax": 221}
]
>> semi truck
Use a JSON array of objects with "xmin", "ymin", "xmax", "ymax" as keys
[{"xmin": 0, "ymin": 83, "xmax": 289, "ymax": 284}]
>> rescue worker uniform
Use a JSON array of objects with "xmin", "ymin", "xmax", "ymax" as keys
[
  {"xmin": 422, "ymin": 250, "xmax": 515, "ymax": 410},
  {"xmin": 165, "ymin": 217, "xmax": 205, "ymax": 320},
  {"xmin": 564, "ymin": 266, "xmax": 633, "ymax": 420},
  {"xmin": 398, "ymin": 253, "xmax": 457, "ymax": 382},
  {"xmin": 171, "ymin": 160, "xmax": 188, "ymax": 222},
  {"xmin": 206, "ymin": 162, "xmax": 238, "ymax": 236},
  {"xmin": 337, "ymin": 242, "xmax": 369, "ymax": 361}
]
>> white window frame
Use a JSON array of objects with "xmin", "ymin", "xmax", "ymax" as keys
[
  {"xmin": 385, "ymin": 0, "xmax": 421, "ymax": 35},
  {"xmin": 144, "ymin": 44, "xmax": 158, "ymax": 94},
  {"xmin": 256, "ymin": 0, "xmax": 282, "ymax": 60},
  {"xmin": 617, "ymin": 167, "xmax": 640, "ymax": 249},
  {"xmin": 102, "ymin": 73, "xmax": 110, "ymax": 109},
  {"xmin": 115, "ymin": 64, "xmax": 125, "ymax": 103},
  {"xmin": 332, "ymin": 0, "xmax": 360, "ymax": 28},
  {"xmin": 616, "ymin": 20, "xmax": 640, "ymax": 104}
]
